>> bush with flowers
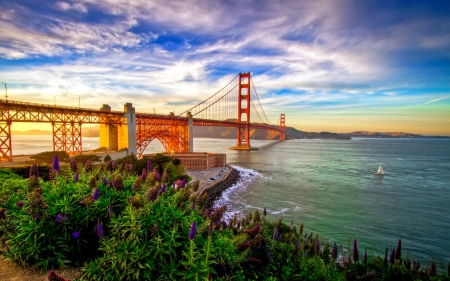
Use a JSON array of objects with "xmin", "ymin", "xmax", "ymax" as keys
[{"xmin": 0, "ymin": 154, "xmax": 449, "ymax": 281}]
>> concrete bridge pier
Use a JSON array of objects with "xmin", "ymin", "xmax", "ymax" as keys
[{"xmin": 99, "ymin": 103, "xmax": 137, "ymax": 156}]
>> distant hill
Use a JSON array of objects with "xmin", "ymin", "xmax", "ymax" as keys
[
  {"xmin": 194, "ymin": 125, "xmax": 350, "ymax": 140},
  {"xmin": 13, "ymin": 127, "xmax": 99, "ymax": 137},
  {"xmin": 12, "ymin": 125, "xmax": 351, "ymax": 140},
  {"xmin": 343, "ymin": 131, "xmax": 449, "ymax": 139},
  {"xmin": 12, "ymin": 129, "xmax": 52, "ymax": 135}
]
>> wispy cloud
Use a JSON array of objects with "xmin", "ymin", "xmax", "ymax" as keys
[{"xmin": 0, "ymin": 0, "xmax": 449, "ymax": 134}]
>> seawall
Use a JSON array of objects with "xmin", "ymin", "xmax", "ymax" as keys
[{"xmin": 197, "ymin": 166, "xmax": 240, "ymax": 212}]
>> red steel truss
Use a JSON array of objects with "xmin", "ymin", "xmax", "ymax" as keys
[
  {"xmin": 0, "ymin": 99, "xmax": 124, "ymax": 160},
  {"xmin": 136, "ymin": 114, "xmax": 190, "ymax": 156},
  {"xmin": 0, "ymin": 121, "xmax": 12, "ymax": 162},
  {"xmin": 0, "ymin": 100, "xmax": 124, "ymax": 124},
  {"xmin": 52, "ymin": 122, "xmax": 83, "ymax": 155}
]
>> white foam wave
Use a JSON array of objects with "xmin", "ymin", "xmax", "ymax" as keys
[{"xmin": 212, "ymin": 166, "xmax": 262, "ymax": 220}]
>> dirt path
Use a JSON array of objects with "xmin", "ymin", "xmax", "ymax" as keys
[{"xmin": 0, "ymin": 243, "xmax": 81, "ymax": 281}]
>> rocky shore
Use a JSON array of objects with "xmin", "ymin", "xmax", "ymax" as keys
[{"xmin": 197, "ymin": 166, "xmax": 240, "ymax": 212}]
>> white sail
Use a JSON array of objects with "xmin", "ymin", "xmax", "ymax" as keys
[{"xmin": 375, "ymin": 164, "xmax": 384, "ymax": 175}]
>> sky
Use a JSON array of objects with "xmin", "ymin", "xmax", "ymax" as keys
[{"xmin": 1, "ymin": 0, "xmax": 449, "ymax": 135}]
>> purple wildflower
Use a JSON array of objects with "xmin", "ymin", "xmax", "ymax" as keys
[
  {"xmin": 353, "ymin": 239, "xmax": 359, "ymax": 262},
  {"xmin": 72, "ymin": 231, "xmax": 81, "ymax": 239},
  {"xmin": 222, "ymin": 220, "xmax": 227, "ymax": 229},
  {"xmin": 430, "ymin": 261, "xmax": 436, "ymax": 276},
  {"xmin": 272, "ymin": 228, "xmax": 278, "ymax": 240},
  {"xmin": 331, "ymin": 242, "xmax": 338, "ymax": 260},
  {"xmin": 109, "ymin": 181, "xmax": 113, "ymax": 188},
  {"xmin": 295, "ymin": 241, "xmax": 299, "ymax": 251},
  {"xmin": 52, "ymin": 155, "xmax": 60, "ymax": 172},
  {"xmin": 0, "ymin": 208, "xmax": 6, "ymax": 220},
  {"xmin": 93, "ymin": 187, "xmax": 99, "ymax": 201},
  {"xmin": 364, "ymin": 248, "xmax": 368, "ymax": 263},
  {"xmin": 315, "ymin": 239, "xmax": 321, "ymax": 254},
  {"xmin": 97, "ymin": 218, "xmax": 104, "ymax": 239},
  {"xmin": 108, "ymin": 204, "xmax": 114, "ymax": 218},
  {"xmin": 245, "ymin": 224, "xmax": 261, "ymax": 237},
  {"xmin": 160, "ymin": 184, "xmax": 166, "ymax": 193},
  {"xmin": 278, "ymin": 233, "xmax": 283, "ymax": 241},
  {"xmin": 74, "ymin": 172, "xmax": 79, "ymax": 183},
  {"xmin": 101, "ymin": 177, "xmax": 107, "ymax": 185},
  {"xmin": 125, "ymin": 163, "xmax": 131, "ymax": 172},
  {"xmin": 29, "ymin": 163, "xmax": 39, "ymax": 178},
  {"xmin": 395, "ymin": 239, "xmax": 402, "ymax": 261},
  {"xmin": 55, "ymin": 214, "xmax": 67, "ymax": 223},
  {"xmin": 155, "ymin": 172, "xmax": 161, "ymax": 182},
  {"xmin": 147, "ymin": 160, "xmax": 152, "ymax": 172},
  {"xmin": 267, "ymin": 252, "xmax": 272, "ymax": 261},
  {"xmin": 141, "ymin": 168, "xmax": 147, "ymax": 180},
  {"xmin": 16, "ymin": 201, "xmax": 24, "ymax": 208},
  {"xmin": 69, "ymin": 158, "xmax": 78, "ymax": 173},
  {"xmin": 389, "ymin": 248, "xmax": 396, "ymax": 264},
  {"xmin": 189, "ymin": 221, "xmax": 196, "ymax": 240}
]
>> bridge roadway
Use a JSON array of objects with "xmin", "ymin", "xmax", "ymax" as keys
[
  {"xmin": 0, "ymin": 99, "xmax": 284, "ymax": 161},
  {"xmin": 0, "ymin": 100, "xmax": 281, "ymax": 131}
]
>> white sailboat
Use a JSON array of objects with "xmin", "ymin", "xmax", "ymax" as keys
[{"xmin": 374, "ymin": 164, "xmax": 384, "ymax": 175}]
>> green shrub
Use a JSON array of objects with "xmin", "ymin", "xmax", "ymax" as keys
[
  {"xmin": 71, "ymin": 154, "xmax": 102, "ymax": 163},
  {"xmin": 30, "ymin": 151, "xmax": 69, "ymax": 164}
]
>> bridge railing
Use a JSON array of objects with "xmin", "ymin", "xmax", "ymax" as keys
[{"xmin": 0, "ymin": 99, "xmax": 124, "ymax": 114}]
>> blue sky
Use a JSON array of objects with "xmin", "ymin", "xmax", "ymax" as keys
[{"xmin": 1, "ymin": 0, "xmax": 449, "ymax": 135}]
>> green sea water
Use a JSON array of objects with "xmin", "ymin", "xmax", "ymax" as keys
[{"xmin": 194, "ymin": 138, "xmax": 450, "ymax": 264}]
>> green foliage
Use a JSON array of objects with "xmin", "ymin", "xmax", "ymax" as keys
[
  {"xmin": 30, "ymin": 151, "xmax": 69, "ymax": 164},
  {"xmin": 1, "ymin": 164, "xmax": 449, "ymax": 280},
  {"xmin": 71, "ymin": 154, "xmax": 102, "ymax": 163},
  {"xmin": 9, "ymin": 165, "xmax": 52, "ymax": 181}
]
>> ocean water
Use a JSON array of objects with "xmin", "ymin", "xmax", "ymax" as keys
[{"xmin": 9, "ymin": 135, "xmax": 450, "ymax": 263}]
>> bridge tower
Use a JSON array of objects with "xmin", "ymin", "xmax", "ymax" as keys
[
  {"xmin": 280, "ymin": 114, "xmax": 286, "ymax": 140},
  {"xmin": 230, "ymin": 72, "xmax": 258, "ymax": 150}
]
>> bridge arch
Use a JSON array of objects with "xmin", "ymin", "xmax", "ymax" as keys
[{"xmin": 135, "ymin": 116, "xmax": 189, "ymax": 158}]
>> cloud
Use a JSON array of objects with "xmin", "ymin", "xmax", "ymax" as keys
[
  {"xmin": 0, "ymin": 0, "xmax": 449, "ymax": 134},
  {"xmin": 401, "ymin": 95, "xmax": 450, "ymax": 109},
  {"xmin": 58, "ymin": 2, "xmax": 88, "ymax": 13}
]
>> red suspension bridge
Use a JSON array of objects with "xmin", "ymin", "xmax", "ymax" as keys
[{"xmin": 0, "ymin": 72, "xmax": 285, "ymax": 161}]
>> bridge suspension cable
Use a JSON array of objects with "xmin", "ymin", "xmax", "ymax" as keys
[
  {"xmin": 250, "ymin": 76, "xmax": 272, "ymax": 125},
  {"xmin": 178, "ymin": 74, "xmax": 239, "ymax": 120}
]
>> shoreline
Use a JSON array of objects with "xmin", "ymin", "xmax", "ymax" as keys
[{"xmin": 194, "ymin": 166, "xmax": 240, "ymax": 213}]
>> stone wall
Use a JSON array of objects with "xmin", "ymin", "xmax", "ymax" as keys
[{"xmin": 199, "ymin": 166, "xmax": 240, "ymax": 212}]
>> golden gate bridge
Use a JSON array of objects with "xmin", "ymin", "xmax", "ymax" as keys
[{"xmin": 0, "ymin": 72, "xmax": 285, "ymax": 161}]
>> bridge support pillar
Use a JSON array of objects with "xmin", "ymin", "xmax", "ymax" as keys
[
  {"xmin": 0, "ymin": 120, "xmax": 12, "ymax": 162},
  {"xmin": 120, "ymin": 103, "xmax": 137, "ymax": 156},
  {"xmin": 52, "ymin": 121, "xmax": 82, "ymax": 155},
  {"xmin": 230, "ymin": 72, "xmax": 258, "ymax": 151},
  {"xmin": 280, "ymin": 114, "xmax": 286, "ymax": 140},
  {"xmin": 99, "ymin": 104, "xmax": 118, "ymax": 151},
  {"xmin": 99, "ymin": 103, "xmax": 136, "ymax": 156},
  {"xmin": 187, "ymin": 112, "xmax": 193, "ymax": 153}
]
